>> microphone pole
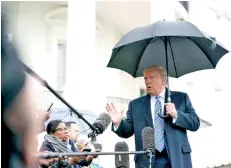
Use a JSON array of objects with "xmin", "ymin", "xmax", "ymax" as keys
[
  {"xmin": 146, "ymin": 149, "xmax": 153, "ymax": 168},
  {"xmin": 20, "ymin": 61, "xmax": 97, "ymax": 132},
  {"xmin": 35, "ymin": 151, "xmax": 147, "ymax": 159}
]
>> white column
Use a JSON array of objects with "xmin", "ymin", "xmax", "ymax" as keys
[{"xmin": 65, "ymin": 0, "xmax": 105, "ymax": 113}]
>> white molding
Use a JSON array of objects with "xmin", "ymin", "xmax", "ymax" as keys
[{"xmin": 44, "ymin": 7, "xmax": 67, "ymax": 26}]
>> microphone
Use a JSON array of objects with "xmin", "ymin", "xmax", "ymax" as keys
[
  {"xmin": 88, "ymin": 113, "xmax": 111, "ymax": 141},
  {"xmin": 142, "ymin": 127, "xmax": 155, "ymax": 154},
  {"xmin": 141, "ymin": 127, "xmax": 155, "ymax": 168},
  {"xmin": 93, "ymin": 113, "xmax": 112, "ymax": 134},
  {"xmin": 115, "ymin": 141, "xmax": 130, "ymax": 168}
]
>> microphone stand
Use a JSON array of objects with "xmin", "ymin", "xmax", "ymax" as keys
[
  {"xmin": 35, "ymin": 151, "xmax": 146, "ymax": 159},
  {"xmin": 146, "ymin": 150, "xmax": 154, "ymax": 168},
  {"xmin": 20, "ymin": 61, "xmax": 97, "ymax": 132}
]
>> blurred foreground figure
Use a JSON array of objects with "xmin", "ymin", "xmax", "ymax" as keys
[{"xmin": 2, "ymin": 14, "xmax": 39, "ymax": 168}]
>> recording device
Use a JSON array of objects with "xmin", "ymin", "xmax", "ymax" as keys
[
  {"xmin": 82, "ymin": 149, "xmax": 91, "ymax": 152},
  {"xmin": 82, "ymin": 148, "xmax": 92, "ymax": 157},
  {"xmin": 88, "ymin": 113, "xmax": 112, "ymax": 141},
  {"xmin": 115, "ymin": 141, "xmax": 130, "ymax": 168},
  {"xmin": 46, "ymin": 102, "xmax": 53, "ymax": 112}
]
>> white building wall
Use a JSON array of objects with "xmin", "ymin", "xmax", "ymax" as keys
[
  {"xmin": 2, "ymin": 1, "xmax": 150, "ymax": 111},
  {"xmin": 2, "ymin": 1, "xmax": 66, "ymax": 90},
  {"xmin": 187, "ymin": 2, "xmax": 231, "ymax": 167},
  {"xmin": 3, "ymin": 2, "xmax": 137, "ymax": 167},
  {"xmin": 93, "ymin": 11, "xmax": 138, "ymax": 168}
]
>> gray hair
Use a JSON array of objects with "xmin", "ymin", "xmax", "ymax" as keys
[{"xmin": 143, "ymin": 65, "xmax": 167, "ymax": 83}]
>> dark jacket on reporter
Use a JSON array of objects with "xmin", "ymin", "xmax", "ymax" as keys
[{"xmin": 40, "ymin": 139, "xmax": 91, "ymax": 168}]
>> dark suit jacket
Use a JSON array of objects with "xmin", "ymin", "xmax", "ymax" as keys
[
  {"xmin": 40, "ymin": 139, "xmax": 90, "ymax": 168},
  {"xmin": 112, "ymin": 89, "xmax": 200, "ymax": 168}
]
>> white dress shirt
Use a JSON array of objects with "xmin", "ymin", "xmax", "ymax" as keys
[
  {"xmin": 150, "ymin": 88, "xmax": 166, "ymax": 118},
  {"xmin": 150, "ymin": 88, "xmax": 178, "ymax": 124}
]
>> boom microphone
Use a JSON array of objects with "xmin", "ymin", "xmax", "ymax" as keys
[
  {"xmin": 19, "ymin": 61, "xmax": 98, "ymax": 133},
  {"xmin": 88, "ymin": 113, "xmax": 111, "ymax": 141},
  {"xmin": 93, "ymin": 113, "xmax": 112, "ymax": 134},
  {"xmin": 115, "ymin": 141, "xmax": 130, "ymax": 168}
]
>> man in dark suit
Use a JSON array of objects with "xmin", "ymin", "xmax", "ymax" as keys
[{"xmin": 106, "ymin": 65, "xmax": 200, "ymax": 168}]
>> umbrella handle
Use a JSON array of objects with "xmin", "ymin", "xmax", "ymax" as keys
[
  {"xmin": 158, "ymin": 110, "xmax": 170, "ymax": 119},
  {"xmin": 167, "ymin": 96, "xmax": 171, "ymax": 103},
  {"xmin": 158, "ymin": 94, "xmax": 171, "ymax": 119}
]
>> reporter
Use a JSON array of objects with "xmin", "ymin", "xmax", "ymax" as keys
[{"xmin": 40, "ymin": 120, "xmax": 92, "ymax": 168}]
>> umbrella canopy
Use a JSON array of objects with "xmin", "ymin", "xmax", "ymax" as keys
[
  {"xmin": 107, "ymin": 20, "xmax": 229, "ymax": 78},
  {"xmin": 45, "ymin": 108, "xmax": 97, "ymax": 135}
]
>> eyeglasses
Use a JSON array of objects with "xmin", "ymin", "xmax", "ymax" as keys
[{"xmin": 54, "ymin": 127, "xmax": 68, "ymax": 132}]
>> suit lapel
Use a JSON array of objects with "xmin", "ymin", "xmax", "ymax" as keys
[{"xmin": 140, "ymin": 95, "xmax": 154, "ymax": 128}]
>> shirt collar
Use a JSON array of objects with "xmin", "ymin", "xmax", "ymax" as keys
[{"xmin": 150, "ymin": 88, "xmax": 165, "ymax": 100}]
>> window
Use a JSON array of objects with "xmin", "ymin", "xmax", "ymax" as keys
[
  {"xmin": 140, "ymin": 88, "xmax": 147, "ymax": 97},
  {"xmin": 57, "ymin": 43, "xmax": 66, "ymax": 91}
]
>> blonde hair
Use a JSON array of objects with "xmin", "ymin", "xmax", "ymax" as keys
[
  {"xmin": 143, "ymin": 65, "xmax": 167, "ymax": 83},
  {"xmin": 75, "ymin": 135, "xmax": 90, "ymax": 151},
  {"xmin": 76, "ymin": 143, "xmax": 88, "ymax": 152}
]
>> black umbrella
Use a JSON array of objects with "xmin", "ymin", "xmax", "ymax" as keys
[{"xmin": 107, "ymin": 20, "xmax": 229, "ymax": 118}]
